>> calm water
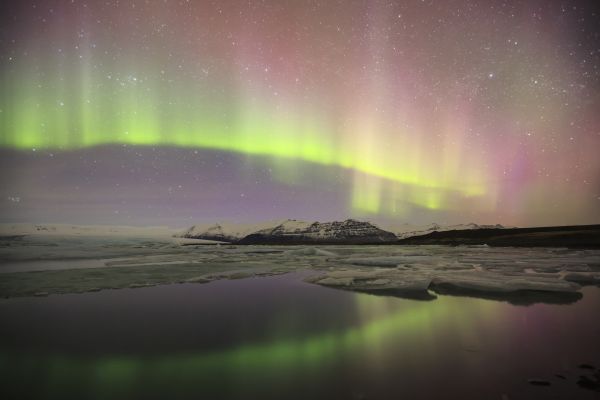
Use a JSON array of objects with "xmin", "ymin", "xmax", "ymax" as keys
[{"xmin": 1, "ymin": 272, "xmax": 599, "ymax": 399}]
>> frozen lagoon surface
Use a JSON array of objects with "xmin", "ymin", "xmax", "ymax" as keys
[{"xmin": 1, "ymin": 235, "xmax": 600, "ymax": 399}]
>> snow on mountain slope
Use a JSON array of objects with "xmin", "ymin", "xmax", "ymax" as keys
[
  {"xmin": 395, "ymin": 222, "xmax": 505, "ymax": 239},
  {"xmin": 239, "ymin": 219, "xmax": 398, "ymax": 244},
  {"xmin": 176, "ymin": 220, "xmax": 287, "ymax": 242},
  {"xmin": 1, "ymin": 221, "xmax": 506, "ymax": 243},
  {"xmin": 178, "ymin": 219, "xmax": 506, "ymax": 243},
  {"xmin": 251, "ymin": 219, "xmax": 312, "ymax": 235}
]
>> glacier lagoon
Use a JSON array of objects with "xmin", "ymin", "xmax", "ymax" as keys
[{"xmin": 1, "ymin": 235, "xmax": 600, "ymax": 399}]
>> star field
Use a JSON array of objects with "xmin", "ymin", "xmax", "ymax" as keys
[{"xmin": 0, "ymin": 0, "xmax": 599, "ymax": 226}]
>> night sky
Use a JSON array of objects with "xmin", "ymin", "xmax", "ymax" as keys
[{"xmin": 1, "ymin": 0, "xmax": 599, "ymax": 227}]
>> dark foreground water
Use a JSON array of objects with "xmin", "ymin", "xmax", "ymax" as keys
[{"xmin": 0, "ymin": 273, "xmax": 599, "ymax": 400}]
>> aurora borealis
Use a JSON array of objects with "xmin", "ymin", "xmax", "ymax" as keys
[{"xmin": 1, "ymin": 0, "xmax": 599, "ymax": 226}]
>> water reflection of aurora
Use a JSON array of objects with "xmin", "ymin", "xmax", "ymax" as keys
[{"xmin": 0, "ymin": 293, "xmax": 501, "ymax": 397}]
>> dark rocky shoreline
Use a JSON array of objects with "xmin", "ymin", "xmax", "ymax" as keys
[{"xmin": 395, "ymin": 224, "xmax": 600, "ymax": 248}]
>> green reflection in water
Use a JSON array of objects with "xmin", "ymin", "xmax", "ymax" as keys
[{"xmin": 0, "ymin": 292, "xmax": 501, "ymax": 397}]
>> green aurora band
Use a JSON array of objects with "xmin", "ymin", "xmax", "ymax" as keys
[
  {"xmin": 0, "ymin": 72, "xmax": 486, "ymax": 213},
  {"xmin": 2, "ymin": 0, "xmax": 599, "ymax": 224}
]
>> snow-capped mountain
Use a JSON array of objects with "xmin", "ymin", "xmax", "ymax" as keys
[
  {"xmin": 177, "ymin": 219, "xmax": 506, "ymax": 244},
  {"xmin": 176, "ymin": 221, "xmax": 283, "ymax": 242},
  {"xmin": 250, "ymin": 219, "xmax": 312, "ymax": 236},
  {"xmin": 178, "ymin": 223, "xmax": 241, "ymax": 242},
  {"xmin": 237, "ymin": 219, "xmax": 398, "ymax": 244},
  {"xmin": 395, "ymin": 222, "xmax": 505, "ymax": 239}
]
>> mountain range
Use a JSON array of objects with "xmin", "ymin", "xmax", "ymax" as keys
[
  {"xmin": 177, "ymin": 219, "xmax": 506, "ymax": 244},
  {"xmin": 394, "ymin": 222, "xmax": 505, "ymax": 239}
]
